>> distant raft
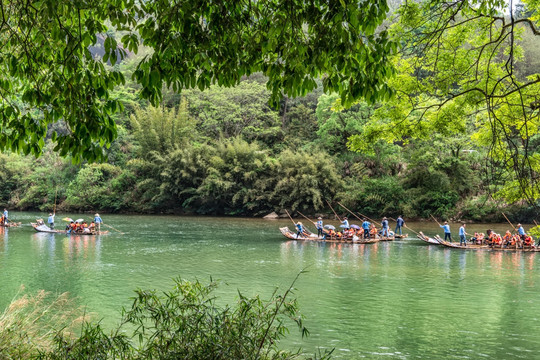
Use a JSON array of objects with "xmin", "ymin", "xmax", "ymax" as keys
[{"xmin": 31, "ymin": 223, "xmax": 109, "ymax": 235}]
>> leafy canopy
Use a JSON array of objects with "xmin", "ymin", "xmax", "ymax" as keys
[
  {"xmin": 0, "ymin": 0, "xmax": 396, "ymax": 162},
  {"xmin": 348, "ymin": 0, "xmax": 540, "ymax": 204}
]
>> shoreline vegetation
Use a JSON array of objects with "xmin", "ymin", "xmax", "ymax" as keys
[
  {"xmin": 0, "ymin": 73, "xmax": 538, "ymax": 223},
  {"xmin": 1, "ymin": 277, "xmax": 330, "ymax": 360},
  {"xmin": 0, "ymin": 3, "xmax": 539, "ymax": 223}
]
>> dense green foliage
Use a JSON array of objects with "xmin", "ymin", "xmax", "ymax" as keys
[
  {"xmin": 0, "ymin": 278, "xmax": 329, "ymax": 360},
  {"xmin": 0, "ymin": 0, "xmax": 395, "ymax": 162},
  {"xmin": 0, "ymin": 70, "xmax": 538, "ymax": 220},
  {"xmin": 1, "ymin": 0, "xmax": 539, "ymax": 220}
]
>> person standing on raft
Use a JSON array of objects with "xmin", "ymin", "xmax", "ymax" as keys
[
  {"xmin": 440, "ymin": 221, "xmax": 452, "ymax": 242},
  {"xmin": 381, "ymin": 217, "xmax": 389, "ymax": 238},
  {"xmin": 295, "ymin": 222, "xmax": 304, "ymax": 239},
  {"xmin": 517, "ymin": 223, "xmax": 527, "ymax": 240},
  {"xmin": 395, "ymin": 215, "xmax": 405, "ymax": 235},
  {"xmin": 361, "ymin": 218, "xmax": 371, "ymax": 239},
  {"xmin": 459, "ymin": 223, "xmax": 467, "ymax": 246},
  {"xmin": 94, "ymin": 213, "xmax": 103, "ymax": 232},
  {"xmin": 314, "ymin": 217, "xmax": 324, "ymax": 238},
  {"xmin": 48, "ymin": 212, "xmax": 55, "ymax": 229}
]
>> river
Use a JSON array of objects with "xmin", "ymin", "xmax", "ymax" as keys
[{"xmin": 1, "ymin": 212, "xmax": 540, "ymax": 359}]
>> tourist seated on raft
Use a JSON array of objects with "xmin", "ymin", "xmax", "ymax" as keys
[
  {"xmin": 505, "ymin": 235, "xmax": 519, "ymax": 248},
  {"xmin": 487, "ymin": 231, "xmax": 497, "ymax": 246},
  {"xmin": 524, "ymin": 235, "xmax": 534, "ymax": 247},
  {"xmin": 490, "ymin": 233, "xmax": 502, "ymax": 247},
  {"xmin": 485, "ymin": 229, "xmax": 493, "ymax": 242},
  {"xmin": 503, "ymin": 230, "xmax": 512, "ymax": 243},
  {"xmin": 471, "ymin": 232, "xmax": 484, "ymax": 245},
  {"xmin": 370, "ymin": 225, "xmax": 378, "ymax": 238},
  {"xmin": 516, "ymin": 234, "xmax": 523, "ymax": 247}
]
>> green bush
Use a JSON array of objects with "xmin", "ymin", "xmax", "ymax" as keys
[
  {"xmin": 340, "ymin": 176, "xmax": 406, "ymax": 217},
  {"xmin": 33, "ymin": 277, "xmax": 331, "ymax": 360},
  {"xmin": 270, "ymin": 149, "xmax": 344, "ymax": 213}
]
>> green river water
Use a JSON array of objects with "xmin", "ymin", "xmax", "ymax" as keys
[{"xmin": 1, "ymin": 212, "xmax": 540, "ymax": 359}]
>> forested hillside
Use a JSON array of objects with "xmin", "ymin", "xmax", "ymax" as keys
[{"xmin": 1, "ymin": 0, "xmax": 539, "ymax": 222}]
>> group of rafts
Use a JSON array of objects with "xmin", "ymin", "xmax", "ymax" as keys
[
  {"xmin": 280, "ymin": 226, "xmax": 407, "ymax": 244},
  {"xmin": 417, "ymin": 230, "xmax": 540, "ymax": 252},
  {"xmin": 280, "ymin": 206, "xmax": 540, "ymax": 252},
  {"xmin": 279, "ymin": 203, "xmax": 408, "ymax": 244}
]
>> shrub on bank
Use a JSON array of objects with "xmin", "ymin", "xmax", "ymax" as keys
[{"xmin": 1, "ymin": 279, "xmax": 330, "ymax": 360}]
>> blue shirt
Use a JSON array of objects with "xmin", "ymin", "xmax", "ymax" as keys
[
  {"xmin": 48, "ymin": 215, "xmax": 55, "ymax": 224},
  {"xmin": 341, "ymin": 219, "xmax": 349, "ymax": 228},
  {"xmin": 440, "ymin": 224, "xmax": 451, "ymax": 233},
  {"xmin": 362, "ymin": 221, "xmax": 371, "ymax": 230},
  {"xmin": 296, "ymin": 224, "xmax": 303, "ymax": 232},
  {"xmin": 518, "ymin": 226, "xmax": 526, "ymax": 235},
  {"xmin": 382, "ymin": 219, "xmax": 388, "ymax": 229},
  {"xmin": 397, "ymin": 217, "xmax": 404, "ymax": 227},
  {"xmin": 94, "ymin": 216, "xmax": 103, "ymax": 224},
  {"xmin": 3, "ymin": 210, "xmax": 7, "ymax": 219},
  {"xmin": 316, "ymin": 220, "xmax": 323, "ymax": 229},
  {"xmin": 459, "ymin": 226, "xmax": 466, "ymax": 236}
]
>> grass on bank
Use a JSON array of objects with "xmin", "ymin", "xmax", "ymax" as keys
[{"xmin": 0, "ymin": 277, "xmax": 332, "ymax": 360}]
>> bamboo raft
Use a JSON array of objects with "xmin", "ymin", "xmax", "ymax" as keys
[
  {"xmin": 279, "ymin": 227, "xmax": 380, "ymax": 244},
  {"xmin": 434, "ymin": 235, "xmax": 490, "ymax": 250},
  {"xmin": 31, "ymin": 223, "xmax": 109, "ymax": 235},
  {"xmin": 0, "ymin": 222, "xmax": 22, "ymax": 227},
  {"xmin": 394, "ymin": 234, "xmax": 409, "ymax": 239},
  {"xmin": 417, "ymin": 231, "xmax": 441, "ymax": 245},
  {"xmin": 489, "ymin": 244, "xmax": 540, "ymax": 252}
]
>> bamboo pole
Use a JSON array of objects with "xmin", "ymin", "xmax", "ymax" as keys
[
  {"xmin": 336, "ymin": 202, "xmax": 363, "ymax": 222},
  {"xmin": 284, "ymin": 209, "xmax": 297, "ymax": 227},
  {"xmin": 337, "ymin": 201, "xmax": 379, "ymax": 225},
  {"xmin": 53, "ymin": 188, "xmax": 58, "ymax": 214},
  {"xmin": 501, "ymin": 212, "xmax": 517, "ymax": 232},
  {"xmin": 325, "ymin": 200, "xmax": 341, "ymax": 222},
  {"xmin": 296, "ymin": 210, "xmax": 314, "ymax": 224},
  {"xmin": 354, "ymin": 209, "xmax": 380, "ymax": 225},
  {"xmin": 296, "ymin": 210, "xmax": 318, "ymax": 233},
  {"xmin": 429, "ymin": 214, "xmax": 442, "ymax": 227},
  {"xmin": 103, "ymin": 223, "xmax": 125, "ymax": 235}
]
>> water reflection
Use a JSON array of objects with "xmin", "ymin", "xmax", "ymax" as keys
[
  {"xmin": 0, "ymin": 226, "xmax": 7, "ymax": 253},
  {"xmin": 28, "ymin": 232, "xmax": 103, "ymax": 264},
  {"xmin": 63, "ymin": 234, "xmax": 102, "ymax": 262}
]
